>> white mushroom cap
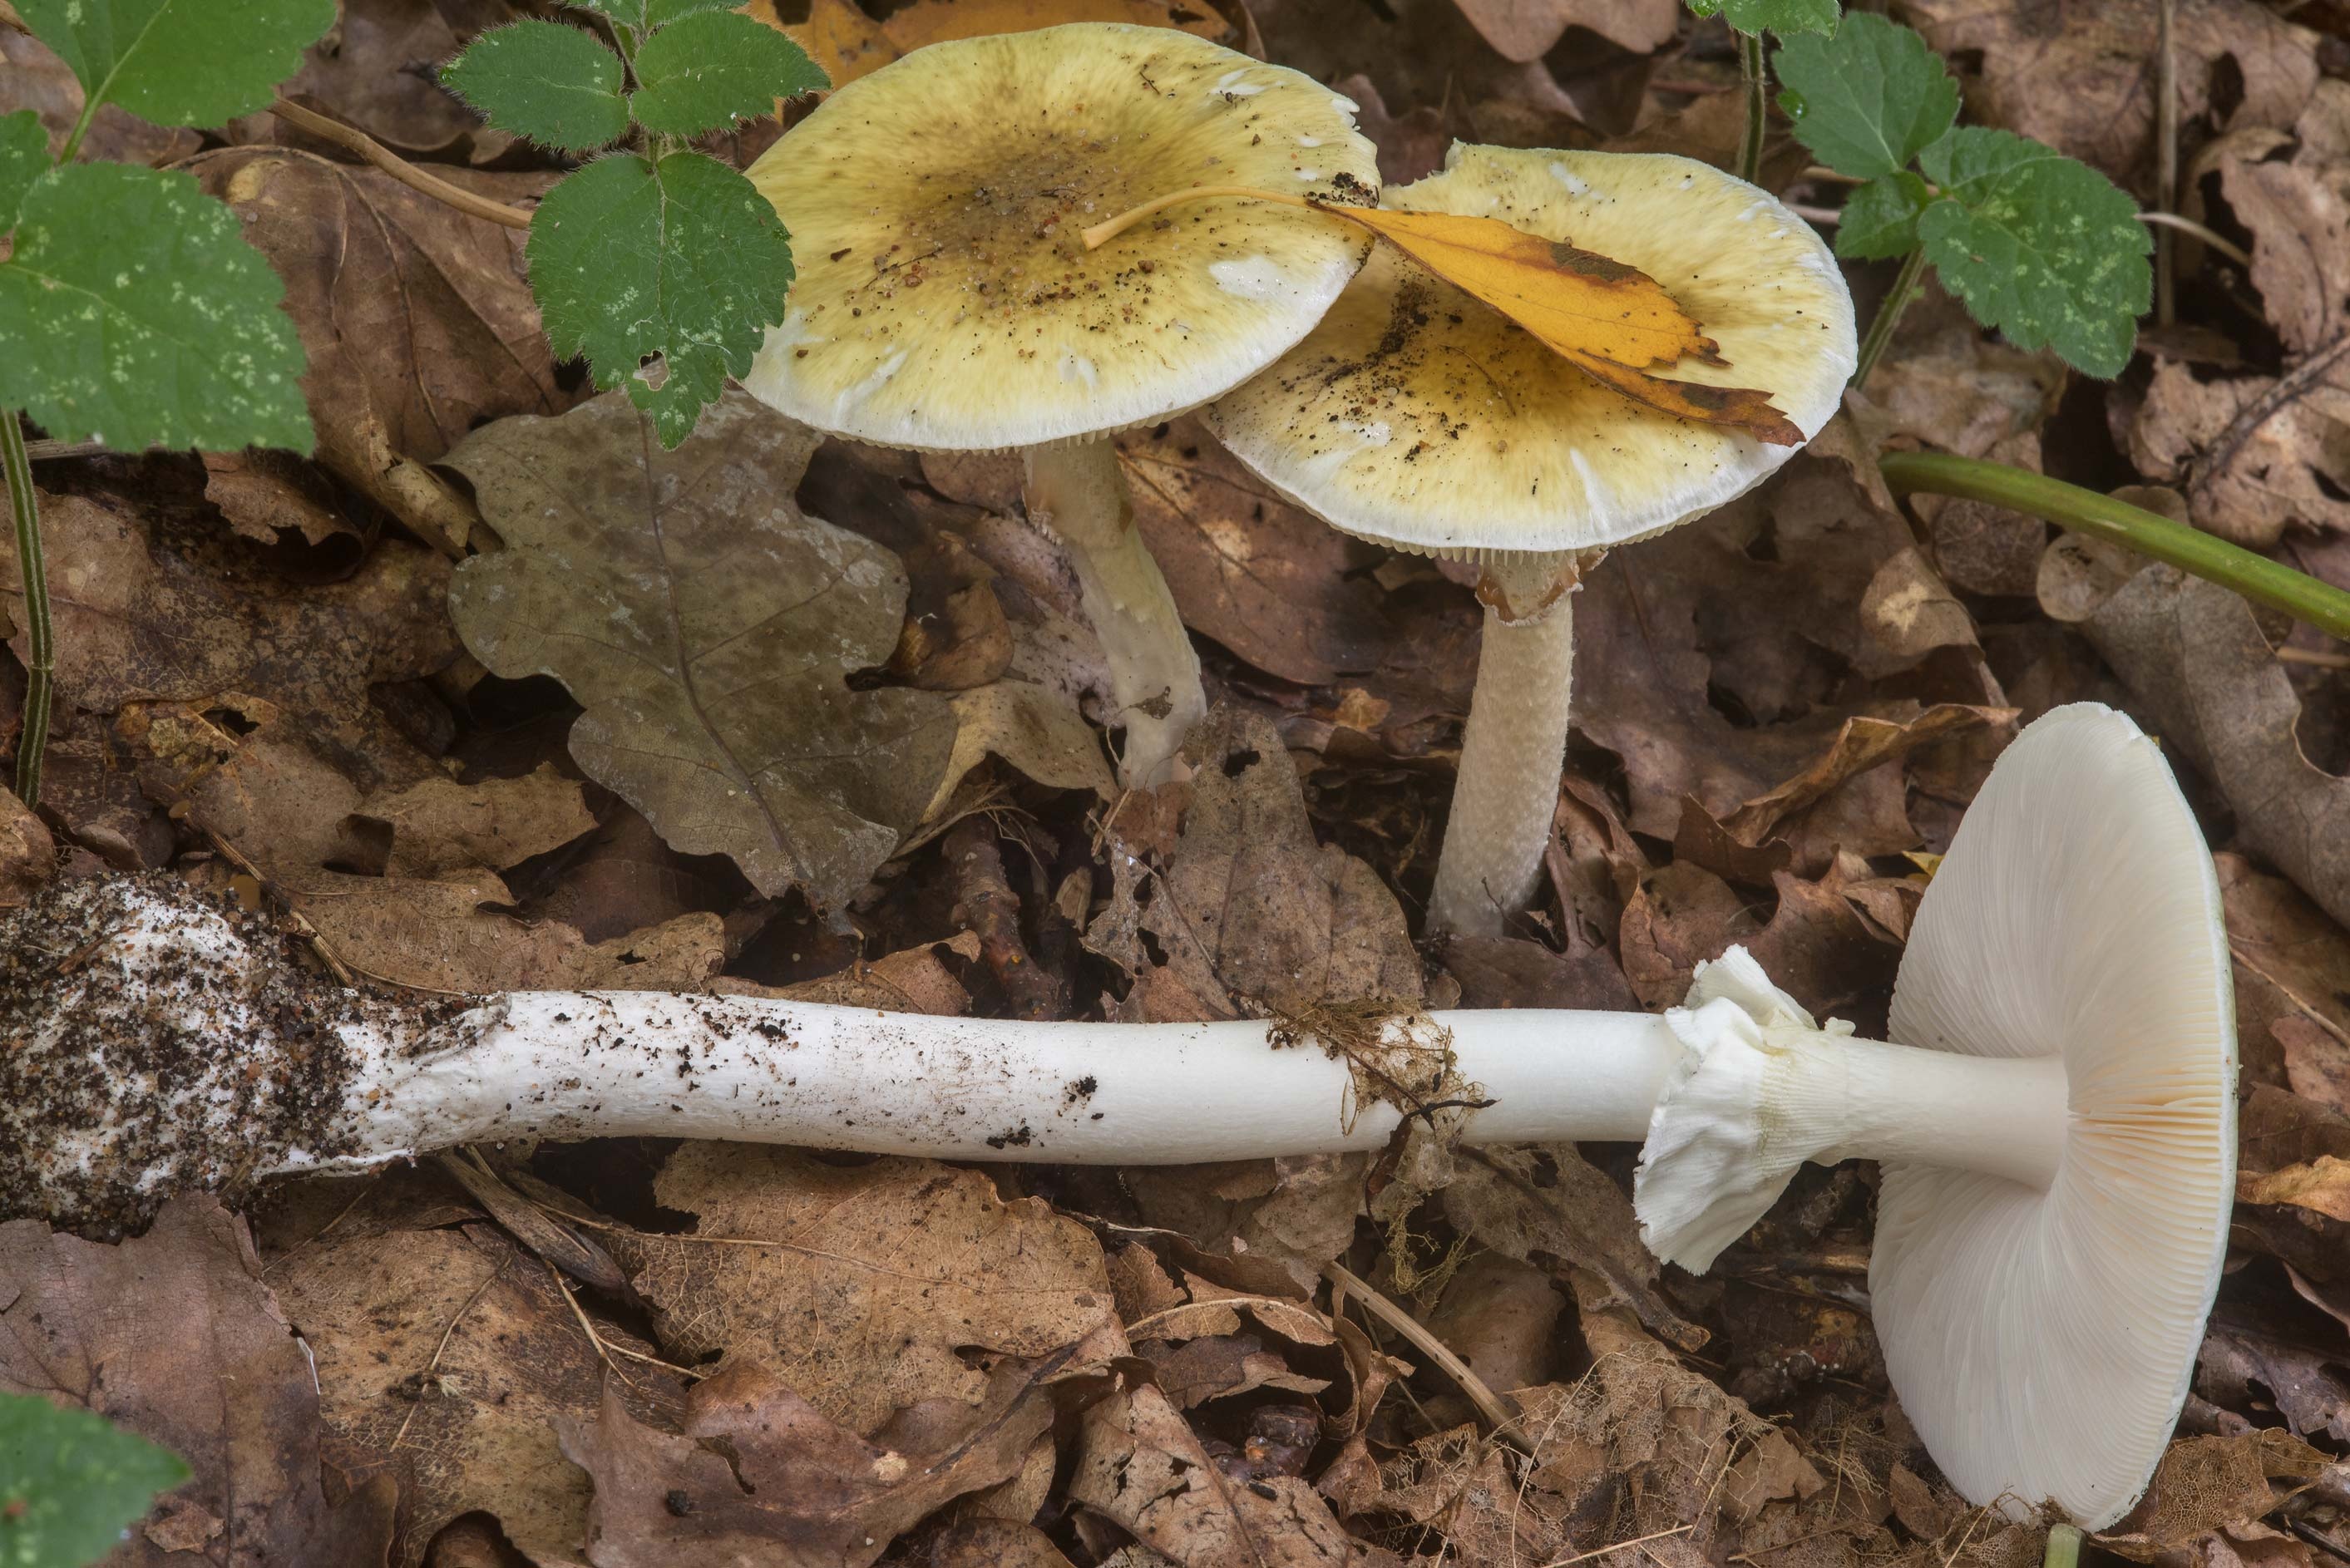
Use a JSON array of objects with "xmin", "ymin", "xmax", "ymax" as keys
[
  {"xmin": 1877, "ymin": 702, "xmax": 2235, "ymax": 1527},
  {"xmin": 740, "ymin": 24, "xmax": 1380, "ymax": 452},
  {"xmin": 1201, "ymin": 142, "xmax": 1856, "ymax": 557}
]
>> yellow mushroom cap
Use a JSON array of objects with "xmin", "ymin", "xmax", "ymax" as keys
[
  {"xmin": 741, "ymin": 24, "xmax": 1381, "ymax": 452},
  {"xmin": 1202, "ymin": 143, "xmax": 1858, "ymax": 556}
]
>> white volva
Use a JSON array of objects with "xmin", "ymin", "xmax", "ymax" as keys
[{"xmin": 0, "ymin": 705, "xmax": 2232, "ymax": 1530}]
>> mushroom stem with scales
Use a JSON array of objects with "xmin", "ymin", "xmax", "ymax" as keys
[
  {"xmin": 738, "ymin": 23, "xmax": 1382, "ymax": 786},
  {"xmin": 2, "ymin": 703, "xmax": 2234, "ymax": 1530},
  {"xmin": 1200, "ymin": 143, "xmax": 1859, "ymax": 936}
]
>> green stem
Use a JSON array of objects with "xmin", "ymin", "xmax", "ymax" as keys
[
  {"xmin": 1879, "ymin": 451, "xmax": 2350, "ymax": 640},
  {"xmin": 1735, "ymin": 32, "xmax": 1767, "ymax": 185},
  {"xmin": 1850, "ymin": 246, "xmax": 1928, "ymax": 390},
  {"xmin": 2044, "ymin": 1526, "xmax": 2083, "ymax": 1568},
  {"xmin": 57, "ymin": 99, "xmax": 99, "ymax": 165},
  {"xmin": 2, "ymin": 412, "xmax": 52, "ymax": 808}
]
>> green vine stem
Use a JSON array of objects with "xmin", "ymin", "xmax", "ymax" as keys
[
  {"xmin": 2044, "ymin": 1526, "xmax": 2083, "ymax": 1568},
  {"xmin": 1850, "ymin": 246, "xmax": 1929, "ymax": 389},
  {"xmin": 2, "ymin": 411, "xmax": 52, "ymax": 808},
  {"xmin": 1879, "ymin": 451, "xmax": 2350, "ymax": 641},
  {"xmin": 1735, "ymin": 32, "xmax": 1767, "ymax": 185}
]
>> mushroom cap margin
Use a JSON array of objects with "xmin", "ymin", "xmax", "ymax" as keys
[
  {"xmin": 1202, "ymin": 141, "xmax": 1857, "ymax": 558},
  {"xmin": 741, "ymin": 23, "xmax": 1381, "ymax": 452},
  {"xmin": 1880, "ymin": 702, "xmax": 2235, "ymax": 1528}
]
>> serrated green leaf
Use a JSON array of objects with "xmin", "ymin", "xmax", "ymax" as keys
[
  {"xmin": 0, "ymin": 163, "xmax": 313, "ymax": 451},
  {"xmin": 565, "ymin": 0, "xmax": 739, "ymax": 32},
  {"xmin": 442, "ymin": 21, "xmax": 629, "ymax": 153},
  {"xmin": 1917, "ymin": 127, "xmax": 2151, "ymax": 377},
  {"xmin": 629, "ymin": 12, "xmax": 828, "ymax": 137},
  {"xmin": 1716, "ymin": 0, "xmax": 1839, "ymax": 38},
  {"xmin": 1773, "ymin": 13, "xmax": 1958, "ymax": 179},
  {"xmin": 0, "ymin": 112, "xmax": 48, "ymax": 233},
  {"xmin": 526, "ymin": 151, "xmax": 793, "ymax": 447},
  {"xmin": 0, "ymin": 1393, "xmax": 190, "ymax": 1568},
  {"xmin": 15, "ymin": 0, "xmax": 336, "ymax": 130},
  {"xmin": 1834, "ymin": 173, "xmax": 1927, "ymax": 260}
]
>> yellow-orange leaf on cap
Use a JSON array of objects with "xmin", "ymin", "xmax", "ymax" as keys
[{"xmin": 1318, "ymin": 205, "xmax": 1805, "ymax": 446}]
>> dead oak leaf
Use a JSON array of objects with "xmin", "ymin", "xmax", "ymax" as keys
[
  {"xmin": 0, "ymin": 490, "xmax": 458, "ymax": 789},
  {"xmin": 195, "ymin": 148, "xmax": 566, "ymax": 556},
  {"xmin": 2130, "ymin": 353, "xmax": 2350, "ymax": 549},
  {"xmin": 1445, "ymin": 0, "xmax": 1676, "ymax": 62},
  {"xmin": 2214, "ymin": 855, "xmax": 2350, "ymax": 1104},
  {"xmin": 269, "ymin": 1213, "xmax": 688, "ymax": 1566},
  {"xmin": 448, "ymin": 392, "xmax": 962, "ymax": 918},
  {"xmin": 621, "ymin": 1148, "xmax": 1123, "ymax": 1438},
  {"xmin": 2196, "ymin": 83, "xmax": 2350, "ymax": 357},
  {"xmin": 0, "ymin": 1198, "xmax": 396, "ymax": 1565},
  {"xmin": 560, "ymin": 1354, "xmax": 1067, "ymax": 1568}
]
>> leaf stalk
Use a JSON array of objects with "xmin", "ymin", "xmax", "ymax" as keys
[
  {"xmin": 1849, "ymin": 245, "xmax": 1928, "ymax": 388},
  {"xmin": 1878, "ymin": 450, "xmax": 2350, "ymax": 641},
  {"xmin": 1736, "ymin": 32, "xmax": 1767, "ymax": 185},
  {"xmin": 2, "ymin": 411, "xmax": 53, "ymax": 807}
]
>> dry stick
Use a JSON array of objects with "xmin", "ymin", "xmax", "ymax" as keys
[
  {"xmin": 2155, "ymin": 0, "xmax": 2180, "ymax": 326},
  {"xmin": 266, "ymin": 100, "xmax": 535, "ymax": 230},
  {"xmin": 2137, "ymin": 210, "xmax": 2254, "ymax": 270},
  {"xmin": 1322, "ymin": 1260, "xmax": 1530, "ymax": 1449}
]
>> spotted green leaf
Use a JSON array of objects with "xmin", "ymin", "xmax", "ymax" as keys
[
  {"xmin": 0, "ymin": 1393, "xmax": 190, "ymax": 1568},
  {"xmin": 442, "ymin": 21, "xmax": 629, "ymax": 153},
  {"xmin": 629, "ymin": 12, "xmax": 828, "ymax": 137},
  {"xmin": 0, "ymin": 112, "xmax": 47, "ymax": 233},
  {"xmin": 1834, "ymin": 173, "xmax": 1928, "ymax": 261},
  {"xmin": 526, "ymin": 151, "xmax": 794, "ymax": 447},
  {"xmin": 14, "ymin": 0, "xmax": 337, "ymax": 129},
  {"xmin": 1918, "ymin": 127, "xmax": 2151, "ymax": 377},
  {"xmin": 0, "ymin": 163, "xmax": 313, "ymax": 451},
  {"xmin": 1774, "ymin": 13, "xmax": 1958, "ymax": 179},
  {"xmin": 1686, "ymin": 0, "xmax": 1839, "ymax": 38}
]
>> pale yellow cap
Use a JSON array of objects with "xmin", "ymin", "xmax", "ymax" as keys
[
  {"xmin": 1202, "ymin": 142, "xmax": 1857, "ymax": 556},
  {"xmin": 742, "ymin": 23, "xmax": 1381, "ymax": 452}
]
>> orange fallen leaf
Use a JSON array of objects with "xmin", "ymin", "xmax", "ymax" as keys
[
  {"xmin": 1085, "ymin": 188, "xmax": 1804, "ymax": 445},
  {"xmin": 2239, "ymin": 1155, "xmax": 2350, "ymax": 1222}
]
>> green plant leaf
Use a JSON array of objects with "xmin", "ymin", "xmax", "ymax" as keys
[
  {"xmin": 14, "ymin": 0, "xmax": 337, "ymax": 129},
  {"xmin": 442, "ymin": 21, "xmax": 629, "ymax": 153},
  {"xmin": 0, "ymin": 163, "xmax": 313, "ymax": 452},
  {"xmin": 0, "ymin": 1393, "xmax": 190, "ymax": 1568},
  {"xmin": 1834, "ymin": 173, "xmax": 1927, "ymax": 260},
  {"xmin": 0, "ymin": 112, "xmax": 48, "ymax": 232},
  {"xmin": 629, "ymin": 12, "xmax": 828, "ymax": 136},
  {"xmin": 1918, "ymin": 126, "xmax": 2151, "ymax": 377},
  {"xmin": 1704, "ymin": 0, "xmax": 1840, "ymax": 37},
  {"xmin": 565, "ymin": 0, "xmax": 743, "ymax": 33},
  {"xmin": 1773, "ymin": 12, "xmax": 1958, "ymax": 179},
  {"xmin": 526, "ymin": 151, "xmax": 793, "ymax": 448}
]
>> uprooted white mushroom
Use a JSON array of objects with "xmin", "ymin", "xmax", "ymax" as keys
[
  {"xmin": 2, "ymin": 703, "xmax": 2231, "ymax": 1527},
  {"xmin": 738, "ymin": 23, "xmax": 1380, "ymax": 785}
]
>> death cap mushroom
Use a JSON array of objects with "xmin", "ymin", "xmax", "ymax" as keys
[
  {"xmin": 740, "ymin": 23, "xmax": 1383, "ymax": 451},
  {"xmin": 1203, "ymin": 141, "xmax": 1854, "ymax": 553}
]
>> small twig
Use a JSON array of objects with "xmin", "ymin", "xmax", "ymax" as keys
[
  {"xmin": 1323, "ymin": 1260, "xmax": 1530, "ymax": 1449},
  {"xmin": 267, "ymin": 99, "xmax": 534, "ymax": 230},
  {"xmin": 1543, "ymin": 1526, "xmax": 1699, "ymax": 1568},
  {"xmin": 2138, "ymin": 209, "xmax": 2254, "ymax": 269},
  {"xmin": 2284, "ymin": 1519, "xmax": 2350, "ymax": 1567},
  {"xmin": 2279, "ymin": 646, "xmax": 2350, "ymax": 669},
  {"xmin": 2155, "ymin": 0, "xmax": 2179, "ymax": 325}
]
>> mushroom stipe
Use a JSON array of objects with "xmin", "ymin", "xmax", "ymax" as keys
[{"xmin": 4, "ymin": 703, "xmax": 2234, "ymax": 1528}]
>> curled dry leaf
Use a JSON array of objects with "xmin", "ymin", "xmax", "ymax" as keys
[
  {"xmin": 193, "ymin": 148, "xmax": 567, "ymax": 557},
  {"xmin": 0, "ymin": 491, "xmax": 459, "ymax": 789},
  {"xmin": 447, "ymin": 391, "xmax": 1104, "ymax": 920},
  {"xmin": 2196, "ymin": 83, "xmax": 2350, "ymax": 358},
  {"xmin": 0, "ymin": 1199, "xmax": 397, "ymax": 1563},
  {"xmin": 269, "ymin": 1208, "xmax": 688, "ymax": 1566},
  {"xmin": 2086, "ymin": 563, "xmax": 2350, "ymax": 929},
  {"xmin": 2130, "ymin": 356, "xmax": 2350, "ymax": 549}
]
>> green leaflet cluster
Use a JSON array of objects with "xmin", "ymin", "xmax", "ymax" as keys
[
  {"xmin": 0, "ymin": 0, "xmax": 334, "ymax": 452},
  {"xmin": 1775, "ymin": 13, "xmax": 2152, "ymax": 377},
  {"xmin": 1, "ymin": 1391, "xmax": 189, "ymax": 1568},
  {"xmin": 442, "ymin": 1, "xmax": 828, "ymax": 446}
]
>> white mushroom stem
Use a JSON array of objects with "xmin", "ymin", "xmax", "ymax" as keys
[
  {"xmin": 5, "ymin": 878, "xmax": 2069, "ymax": 1250},
  {"xmin": 1023, "ymin": 441, "xmax": 1207, "ymax": 787},
  {"xmin": 1429, "ymin": 553, "xmax": 1583, "ymax": 939}
]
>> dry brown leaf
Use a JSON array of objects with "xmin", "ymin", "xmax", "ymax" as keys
[
  {"xmin": 2214, "ymin": 854, "xmax": 2350, "ymax": 1098},
  {"xmin": 356, "ymin": 763, "xmax": 596, "ymax": 877},
  {"xmin": 559, "ymin": 1354, "xmax": 1064, "ymax": 1568},
  {"xmin": 1423, "ymin": 1249, "xmax": 1565, "ymax": 1393},
  {"xmin": 1905, "ymin": 0, "xmax": 2319, "ymax": 191},
  {"xmin": 269, "ymin": 1211, "xmax": 686, "ymax": 1566},
  {"xmin": 2196, "ymin": 83, "xmax": 2350, "ymax": 357},
  {"xmin": 1125, "ymin": 1153, "xmax": 1373, "ymax": 1293},
  {"xmin": 1720, "ymin": 704, "xmax": 2013, "ymax": 848},
  {"xmin": 0, "ymin": 1199, "xmax": 397, "ymax": 1563},
  {"xmin": 2101, "ymin": 1430, "xmax": 2332, "ymax": 1556},
  {"xmin": 1446, "ymin": 0, "xmax": 1676, "ymax": 61},
  {"xmin": 193, "ymin": 148, "xmax": 567, "ymax": 556},
  {"xmin": 0, "ymin": 786, "xmax": 51, "ymax": 905},
  {"xmin": 447, "ymin": 391, "xmax": 1105, "ymax": 919},
  {"xmin": 758, "ymin": 0, "xmax": 1236, "ymax": 88},
  {"xmin": 2239, "ymin": 1156, "xmax": 2350, "ymax": 1222},
  {"xmin": 2086, "ymin": 564, "xmax": 2350, "ymax": 929},
  {"xmin": 624, "ymin": 1149, "xmax": 1122, "ymax": 1437},
  {"xmin": 2130, "ymin": 356, "xmax": 2350, "ymax": 549},
  {"xmin": 0, "ymin": 491, "xmax": 458, "ymax": 789},
  {"xmin": 1072, "ymin": 1379, "xmax": 1400, "ymax": 1565},
  {"xmin": 259, "ymin": 0, "xmax": 521, "ymax": 162}
]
